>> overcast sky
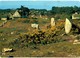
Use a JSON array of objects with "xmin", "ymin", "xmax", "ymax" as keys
[{"xmin": 0, "ymin": 1, "xmax": 80, "ymax": 10}]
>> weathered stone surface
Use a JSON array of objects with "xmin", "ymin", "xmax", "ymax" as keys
[
  {"xmin": 31, "ymin": 23, "xmax": 39, "ymax": 29},
  {"xmin": 73, "ymin": 39, "xmax": 79, "ymax": 43},
  {"xmin": 1, "ymin": 18, "xmax": 7, "ymax": 20},
  {"xmin": 65, "ymin": 18, "xmax": 72, "ymax": 34},
  {"xmin": 73, "ymin": 39, "xmax": 80, "ymax": 44},
  {"xmin": 2, "ymin": 48, "xmax": 13, "ymax": 52},
  {"xmin": 13, "ymin": 10, "xmax": 21, "ymax": 17},
  {"xmin": 11, "ymin": 32, "xmax": 14, "ymax": 35},
  {"xmin": 51, "ymin": 18, "xmax": 55, "ymax": 27}
]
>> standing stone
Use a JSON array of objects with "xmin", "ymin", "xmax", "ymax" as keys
[
  {"xmin": 65, "ymin": 18, "xmax": 72, "ymax": 34},
  {"xmin": 13, "ymin": 10, "xmax": 21, "ymax": 18},
  {"xmin": 51, "ymin": 18, "xmax": 55, "ymax": 27}
]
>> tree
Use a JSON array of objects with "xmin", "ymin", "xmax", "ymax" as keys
[
  {"xmin": 51, "ymin": 6, "xmax": 74, "ymax": 14},
  {"xmin": 73, "ymin": 6, "xmax": 79, "ymax": 12},
  {"xmin": 17, "ymin": 5, "xmax": 30, "ymax": 17}
]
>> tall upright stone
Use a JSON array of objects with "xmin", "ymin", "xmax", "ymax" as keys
[
  {"xmin": 65, "ymin": 18, "xmax": 72, "ymax": 34},
  {"xmin": 51, "ymin": 18, "xmax": 55, "ymax": 27}
]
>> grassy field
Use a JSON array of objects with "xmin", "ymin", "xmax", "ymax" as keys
[
  {"xmin": 0, "ymin": 18, "xmax": 80, "ymax": 57},
  {"xmin": 1, "ymin": 42, "xmax": 80, "ymax": 57}
]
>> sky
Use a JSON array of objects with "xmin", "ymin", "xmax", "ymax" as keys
[{"xmin": 0, "ymin": 0, "xmax": 80, "ymax": 10}]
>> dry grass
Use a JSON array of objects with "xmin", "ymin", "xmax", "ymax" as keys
[
  {"xmin": 1, "ymin": 42, "xmax": 80, "ymax": 57},
  {"xmin": 0, "ymin": 18, "xmax": 80, "ymax": 57}
]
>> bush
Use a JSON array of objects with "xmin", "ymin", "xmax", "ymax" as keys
[{"xmin": 9, "ymin": 25, "xmax": 68, "ymax": 48}]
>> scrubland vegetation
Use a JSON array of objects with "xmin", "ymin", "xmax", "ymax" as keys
[{"xmin": 0, "ymin": 18, "xmax": 79, "ymax": 57}]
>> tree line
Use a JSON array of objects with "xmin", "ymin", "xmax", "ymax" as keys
[
  {"xmin": 0, "ymin": 6, "xmax": 80, "ymax": 19},
  {"xmin": 51, "ymin": 6, "xmax": 80, "ymax": 14}
]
